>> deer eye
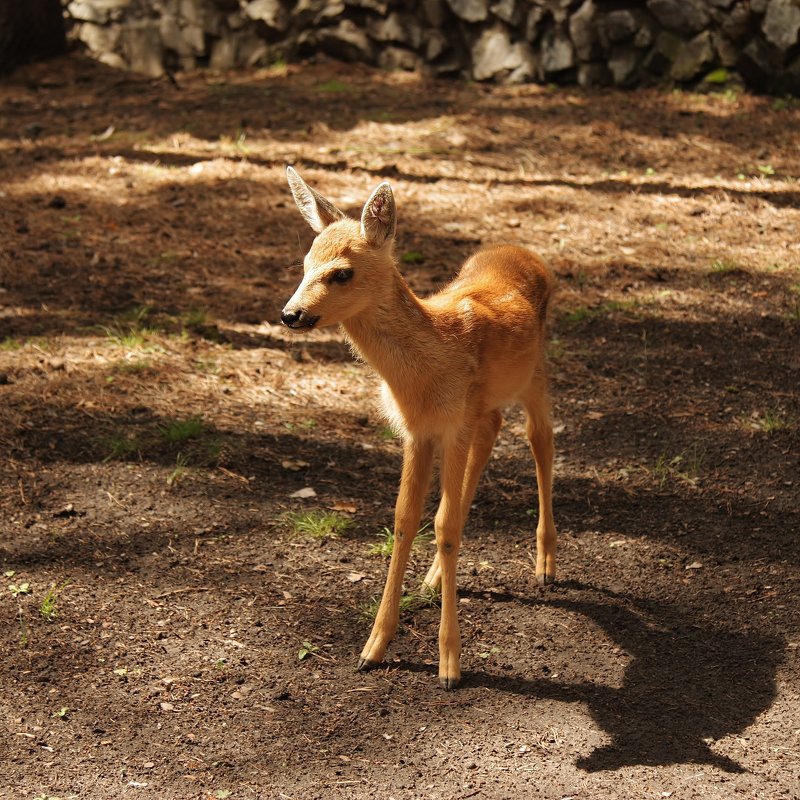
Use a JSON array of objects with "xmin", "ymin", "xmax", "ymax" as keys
[{"xmin": 330, "ymin": 268, "xmax": 354, "ymax": 285}]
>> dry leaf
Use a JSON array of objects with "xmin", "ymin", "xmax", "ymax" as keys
[
  {"xmin": 329, "ymin": 501, "xmax": 357, "ymax": 513},
  {"xmin": 586, "ymin": 411, "xmax": 604, "ymax": 420},
  {"xmin": 346, "ymin": 572, "xmax": 366, "ymax": 583},
  {"xmin": 282, "ymin": 459, "xmax": 310, "ymax": 471},
  {"xmin": 290, "ymin": 487, "xmax": 317, "ymax": 498}
]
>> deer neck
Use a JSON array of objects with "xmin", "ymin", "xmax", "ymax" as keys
[{"xmin": 341, "ymin": 268, "xmax": 437, "ymax": 393}]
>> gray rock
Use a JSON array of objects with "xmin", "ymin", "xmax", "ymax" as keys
[
  {"xmin": 540, "ymin": 26, "xmax": 575, "ymax": 76},
  {"xmin": 507, "ymin": 43, "xmax": 537, "ymax": 83},
  {"xmin": 210, "ymin": 31, "xmax": 238, "ymax": 69},
  {"xmin": 314, "ymin": 1, "xmax": 346, "ymax": 24},
  {"xmin": 643, "ymin": 29, "xmax": 683, "ymax": 74},
  {"xmin": 446, "ymin": 0, "xmax": 489, "ymax": 23},
  {"xmin": 569, "ymin": 0, "xmax": 602, "ymax": 61},
  {"xmin": 647, "ymin": 0, "xmax": 710, "ymax": 35},
  {"xmin": 67, "ymin": 2, "xmax": 108, "ymax": 24},
  {"xmin": 578, "ymin": 61, "xmax": 612, "ymax": 87},
  {"xmin": 369, "ymin": 13, "xmax": 422, "ymax": 49},
  {"xmin": 737, "ymin": 35, "xmax": 782, "ymax": 91},
  {"xmin": 471, "ymin": 24, "xmax": 514, "ymax": 80},
  {"xmin": 634, "ymin": 19, "xmax": 656, "ymax": 48},
  {"xmin": 721, "ymin": 2, "xmax": 753, "ymax": 42},
  {"xmin": 602, "ymin": 10, "xmax": 640, "ymax": 43},
  {"xmin": 182, "ymin": 23, "xmax": 206, "ymax": 53},
  {"xmin": 424, "ymin": 29, "xmax": 448, "ymax": 60},
  {"xmin": 526, "ymin": 7, "xmax": 547, "ymax": 41},
  {"xmin": 74, "ymin": 21, "xmax": 122, "ymax": 55},
  {"xmin": 179, "ymin": 0, "xmax": 207, "ymax": 28},
  {"xmin": 776, "ymin": 53, "xmax": 800, "ymax": 94},
  {"xmin": 490, "ymin": 0, "xmax": 520, "ymax": 25},
  {"xmin": 762, "ymin": 0, "xmax": 800, "ymax": 49},
  {"xmin": 68, "ymin": 0, "xmax": 130, "ymax": 25},
  {"xmin": 712, "ymin": 32, "xmax": 740, "ymax": 66},
  {"xmin": 470, "ymin": 24, "xmax": 535, "ymax": 82},
  {"xmin": 244, "ymin": 0, "xmax": 289, "ymax": 32},
  {"xmin": 123, "ymin": 20, "xmax": 165, "ymax": 77},
  {"xmin": 671, "ymin": 30, "xmax": 715, "ymax": 81},
  {"xmin": 346, "ymin": 0, "xmax": 389, "ymax": 13},
  {"xmin": 160, "ymin": 15, "xmax": 193, "ymax": 55},
  {"xmin": 226, "ymin": 11, "xmax": 247, "ymax": 30},
  {"xmin": 549, "ymin": 0, "xmax": 576, "ymax": 25},
  {"xmin": 421, "ymin": 0, "xmax": 448, "ymax": 27},
  {"xmin": 378, "ymin": 46, "xmax": 423, "ymax": 71},
  {"xmin": 609, "ymin": 45, "xmax": 641, "ymax": 85},
  {"xmin": 312, "ymin": 19, "xmax": 375, "ymax": 63},
  {"xmin": 238, "ymin": 31, "xmax": 271, "ymax": 66}
]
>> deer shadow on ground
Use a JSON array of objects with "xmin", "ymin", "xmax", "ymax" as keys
[{"xmin": 453, "ymin": 582, "xmax": 782, "ymax": 773}]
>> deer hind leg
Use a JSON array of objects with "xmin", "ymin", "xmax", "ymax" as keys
[
  {"xmin": 522, "ymin": 376, "xmax": 557, "ymax": 586},
  {"xmin": 423, "ymin": 409, "xmax": 502, "ymax": 590},
  {"xmin": 358, "ymin": 437, "xmax": 434, "ymax": 671},
  {"xmin": 434, "ymin": 430, "xmax": 473, "ymax": 690}
]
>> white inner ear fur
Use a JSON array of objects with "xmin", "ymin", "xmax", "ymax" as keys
[{"xmin": 361, "ymin": 182, "xmax": 396, "ymax": 246}]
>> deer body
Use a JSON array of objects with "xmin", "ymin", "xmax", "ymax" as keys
[{"xmin": 282, "ymin": 168, "xmax": 556, "ymax": 689}]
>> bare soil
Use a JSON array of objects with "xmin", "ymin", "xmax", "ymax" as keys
[{"xmin": 1, "ymin": 55, "xmax": 799, "ymax": 800}]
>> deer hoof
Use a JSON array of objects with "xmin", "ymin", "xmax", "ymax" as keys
[
  {"xmin": 357, "ymin": 657, "xmax": 382, "ymax": 672},
  {"xmin": 439, "ymin": 675, "xmax": 461, "ymax": 691},
  {"xmin": 537, "ymin": 572, "xmax": 556, "ymax": 588}
]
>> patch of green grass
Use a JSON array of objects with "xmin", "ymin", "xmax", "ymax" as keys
[
  {"xmin": 166, "ymin": 453, "xmax": 191, "ymax": 487},
  {"xmin": 547, "ymin": 338, "xmax": 567, "ymax": 361},
  {"xmin": 181, "ymin": 308, "xmax": 209, "ymax": 329},
  {"xmin": 111, "ymin": 358, "xmax": 153, "ymax": 375},
  {"xmin": 39, "ymin": 580, "xmax": 71, "ymax": 622},
  {"xmin": 564, "ymin": 300, "xmax": 638, "ymax": 324},
  {"xmin": 377, "ymin": 425, "xmax": 399, "ymax": 441},
  {"xmin": 367, "ymin": 523, "xmax": 433, "ymax": 557},
  {"xmin": 362, "ymin": 586, "xmax": 440, "ymax": 622},
  {"xmin": 158, "ymin": 415, "xmax": 206, "ymax": 445},
  {"xmin": 100, "ymin": 432, "xmax": 142, "ymax": 461},
  {"xmin": 0, "ymin": 336, "xmax": 22, "ymax": 351},
  {"xmin": 708, "ymin": 258, "xmax": 743, "ymax": 276},
  {"xmin": 102, "ymin": 323, "xmax": 150, "ymax": 348},
  {"xmin": 773, "ymin": 96, "xmax": 800, "ymax": 111},
  {"xmin": 297, "ymin": 640, "xmax": 319, "ymax": 661},
  {"xmin": 316, "ymin": 79, "xmax": 354, "ymax": 94},
  {"xmin": 289, "ymin": 510, "xmax": 352, "ymax": 540},
  {"xmin": 401, "ymin": 250, "xmax": 425, "ymax": 264},
  {"xmin": 652, "ymin": 445, "xmax": 705, "ymax": 488},
  {"xmin": 748, "ymin": 407, "xmax": 793, "ymax": 434}
]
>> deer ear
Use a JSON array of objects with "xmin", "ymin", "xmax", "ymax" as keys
[
  {"xmin": 360, "ymin": 182, "xmax": 396, "ymax": 247},
  {"xmin": 286, "ymin": 166, "xmax": 345, "ymax": 233}
]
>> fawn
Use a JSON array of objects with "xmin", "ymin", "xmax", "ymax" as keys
[{"xmin": 281, "ymin": 167, "xmax": 557, "ymax": 689}]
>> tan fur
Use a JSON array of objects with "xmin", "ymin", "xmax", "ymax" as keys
[{"xmin": 283, "ymin": 168, "xmax": 557, "ymax": 689}]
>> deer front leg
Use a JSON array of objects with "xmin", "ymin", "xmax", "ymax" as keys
[
  {"xmin": 435, "ymin": 436, "xmax": 470, "ymax": 690},
  {"xmin": 358, "ymin": 437, "xmax": 434, "ymax": 671},
  {"xmin": 423, "ymin": 410, "xmax": 501, "ymax": 590}
]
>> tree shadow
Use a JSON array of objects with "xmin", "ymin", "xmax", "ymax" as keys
[{"xmin": 410, "ymin": 581, "xmax": 783, "ymax": 773}]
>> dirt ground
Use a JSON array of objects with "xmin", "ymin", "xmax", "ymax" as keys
[{"xmin": 1, "ymin": 54, "xmax": 799, "ymax": 800}]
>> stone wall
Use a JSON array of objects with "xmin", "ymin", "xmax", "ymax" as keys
[{"xmin": 63, "ymin": 0, "xmax": 800, "ymax": 93}]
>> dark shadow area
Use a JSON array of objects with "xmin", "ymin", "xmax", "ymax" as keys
[{"xmin": 402, "ymin": 581, "xmax": 782, "ymax": 773}]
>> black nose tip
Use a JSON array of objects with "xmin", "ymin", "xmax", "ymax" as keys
[{"xmin": 281, "ymin": 308, "xmax": 301, "ymax": 327}]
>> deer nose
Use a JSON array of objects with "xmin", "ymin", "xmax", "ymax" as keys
[{"xmin": 281, "ymin": 308, "xmax": 301, "ymax": 327}]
